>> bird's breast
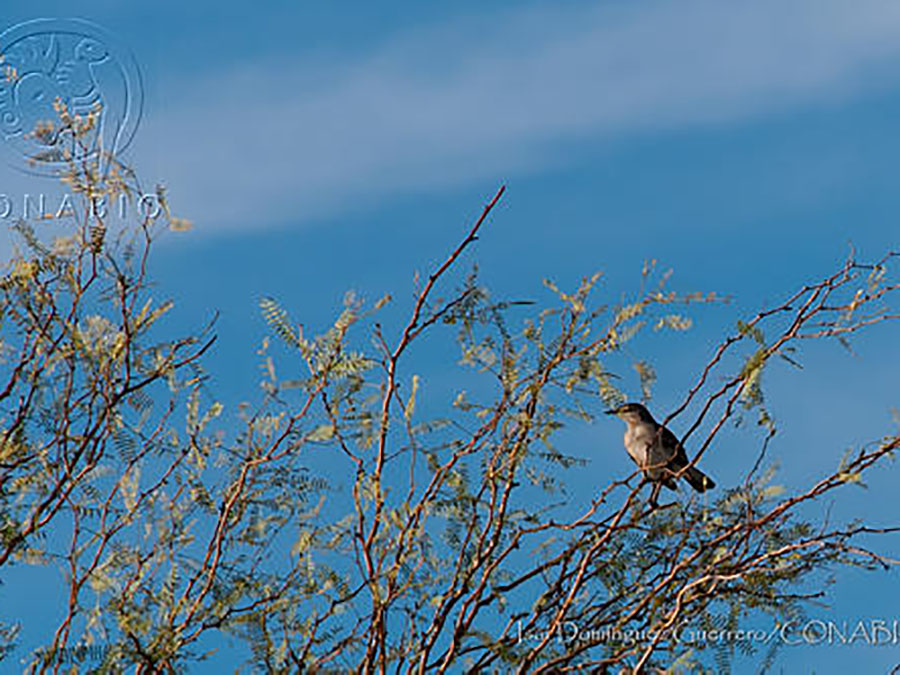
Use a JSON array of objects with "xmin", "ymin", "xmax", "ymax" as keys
[{"xmin": 624, "ymin": 427, "xmax": 653, "ymax": 466}]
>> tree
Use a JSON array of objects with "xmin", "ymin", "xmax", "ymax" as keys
[{"xmin": 1, "ymin": 107, "xmax": 898, "ymax": 674}]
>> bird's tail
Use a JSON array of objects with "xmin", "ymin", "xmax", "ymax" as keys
[{"xmin": 684, "ymin": 466, "xmax": 715, "ymax": 492}]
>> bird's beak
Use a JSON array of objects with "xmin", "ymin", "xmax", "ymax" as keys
[{"xmin": 604, "ymin": 409, "xmax": 619, "ymax": 416}]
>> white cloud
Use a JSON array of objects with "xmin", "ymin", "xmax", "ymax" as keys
[{"xmin": 63, "ymin": 0, "xmax": 900, "ymax": 229}]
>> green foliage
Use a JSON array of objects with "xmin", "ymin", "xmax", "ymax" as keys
[{"xmin": 1, "ymin": 108, "xmax": 898, "ymax": 673}]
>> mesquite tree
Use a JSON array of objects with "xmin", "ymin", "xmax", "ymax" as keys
[{"xmin": 1, "ymin": 108, "xmax": 898, "ymax": 674}]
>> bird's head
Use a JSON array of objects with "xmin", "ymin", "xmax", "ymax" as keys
[{"xmin": 605, "ymin": 402, "xmax": 655, "ymax": 425}]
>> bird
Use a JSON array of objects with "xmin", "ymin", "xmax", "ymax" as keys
[{"xmin": 606, "ymin": 402, "xmax": 715, "ymax": 499}]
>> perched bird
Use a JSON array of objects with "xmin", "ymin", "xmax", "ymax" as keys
[{"xmin": 606, "ymin": 403, "xmax": 715, "ymax": 497}]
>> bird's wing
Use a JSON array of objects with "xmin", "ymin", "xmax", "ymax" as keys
[{"xmin": 659, "ymin": 426, "xmax": 690, "ymax": 469}]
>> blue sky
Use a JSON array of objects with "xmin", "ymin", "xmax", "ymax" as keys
[{"xmin": 2, "ymin": 0, "xmax": 899, "ymax": 671}]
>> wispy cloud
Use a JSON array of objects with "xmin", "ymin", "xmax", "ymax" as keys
[{"xmin": 133, "ymin": 0, "xmax": 900, "ymax": 230}]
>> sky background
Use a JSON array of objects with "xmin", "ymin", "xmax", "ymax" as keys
[{"xmin": 1, "ymin": 0, "xmax": 899, "ymax": 672}]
